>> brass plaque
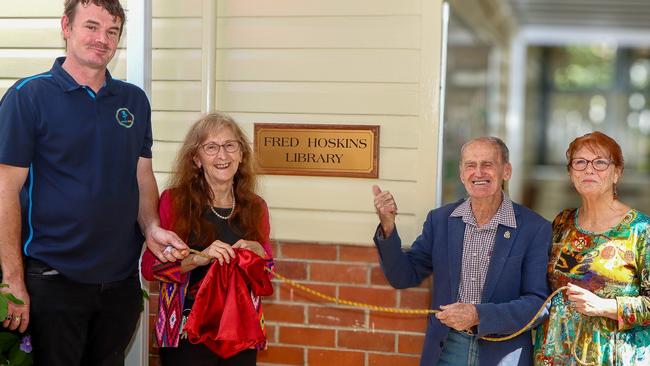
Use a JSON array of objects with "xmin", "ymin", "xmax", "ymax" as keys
[{"xmin": 254, "ymin": 124, "xmax": 379, "ymax": 178}]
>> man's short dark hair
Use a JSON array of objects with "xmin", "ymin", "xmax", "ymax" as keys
[{"xmin": 64, "ymin": 0, "xmax": 126, "ymax": 37}]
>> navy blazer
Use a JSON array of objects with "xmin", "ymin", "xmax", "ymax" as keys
[{"xmin": 374, "ymin": 199, "xmax": 551, "ymax": 366}]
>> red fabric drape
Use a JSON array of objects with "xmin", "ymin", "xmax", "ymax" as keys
[{"xmin": 183, "ymin": 249, "xmax": 273, "ymax": 358}]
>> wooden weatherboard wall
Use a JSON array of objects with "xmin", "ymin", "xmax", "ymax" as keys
[
  {"xmin": 151, "ymin": 0, "xmax": 444, "ymax": 247},
  {"xmin": 149, "ymin": 3, "xmax": 444, "ymax": 364}
]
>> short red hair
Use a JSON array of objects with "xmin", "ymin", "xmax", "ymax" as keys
[{"xmin": 565, "ymin": 131, "xmax": 624, "ymax": 172}]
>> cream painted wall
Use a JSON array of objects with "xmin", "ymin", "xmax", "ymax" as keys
[
  {"xmin": 154, "ymin": 0, "xmax": 441, "ymax": 244},
  {"xmin": 1, "ymin": 0, "xmax": 444, "ymax": 247},
  {"xmin": 149, "ymin": 0, "xmax": 203, "ymax": 200}
]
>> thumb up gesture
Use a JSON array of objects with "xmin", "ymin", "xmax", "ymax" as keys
[{"xmin": 372, "ymin": 185, "xmax": 397, "ymax": 237}]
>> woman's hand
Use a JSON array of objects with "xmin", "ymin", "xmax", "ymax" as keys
[
  {"xmin": 188, "ymin": 240, "xmax": 236, "ymax": 268},
  {"xmin": 233, "ymin": 239, "xmax": 267, "ymax": 258},
  {"xmin": 567, "ymin": 283, "xmax": 617, "ymax": 320},
  {"xmin": 180, "ymin": 240, "xmax": 236, "ymax": 272},
  {"xmin": 181, "ymin": 239, "xmax": 266, "ymax": 273},
  {"xmin": 200, "ymin": 240, "xmax": 237, "ymax": 265}
]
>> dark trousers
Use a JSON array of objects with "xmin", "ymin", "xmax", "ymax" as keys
[
  {"xmin": 25, "ymin": 259, "xmax": 143, "ymax": 366},
  {"xmin": 159, "ymin": 339, "xmax": 257, "ymax": 366}
]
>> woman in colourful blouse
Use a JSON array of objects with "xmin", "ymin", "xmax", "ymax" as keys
[
  {"xmin": 534, "ymin": 131, "xmax": 650, "ymax": 365},
  {"xmin": 141, "ymin": 113, "xmax": 274, "ymax": 365}
]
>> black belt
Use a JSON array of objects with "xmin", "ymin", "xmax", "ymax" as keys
[{"xmin": 24, "ymin": 257, "xmax": 60, "ymax": 275}]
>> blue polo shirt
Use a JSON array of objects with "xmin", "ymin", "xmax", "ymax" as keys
[{"xmin": 0, "ymin": 57, "xmax": 152, "ymax": 283}]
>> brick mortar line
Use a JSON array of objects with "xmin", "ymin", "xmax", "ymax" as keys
[
  {"xmin": 269, "ymin": 290, "xmax": 430, "ymax": 304},
  {"xmin": 270, "ymin": 279, "xmax": 417, "ymax": 290},
  {"xmin": 266, "ymin": 299, "xmax": 430, "ymax": 312},
  {"xmin": 270, "ymin": 283, "xmax": 431, "ymax": 293},
  {"xmin": 267, "ymin": 322, "xmax": 425, "ymax": 335},
  {"xmin": 276, "ymin": 259, "xmax": 380, "ymax": 265},
  {"xmin": 265, "ymin": 343, "xmax": 422, "ymax": 355},
  {"xmin": 274, "ymin": 241, "xmax": 374, "ymax": 246},
  {"xmin": 266, "ymin": 299, "xmax": 416, "ymax": 309}
]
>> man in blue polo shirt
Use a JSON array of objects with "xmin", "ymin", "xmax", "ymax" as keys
[{"xmin": 0, "ymin": 1, "xmax": 188, "ymax": 364}]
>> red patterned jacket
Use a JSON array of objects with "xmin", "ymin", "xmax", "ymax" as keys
[{"xmin": 141, "ymin": 189, "xmax": 274, "ymax": 350}]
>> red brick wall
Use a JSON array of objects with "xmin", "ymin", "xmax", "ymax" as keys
[{"xmin": 148, "ymin": 241, "xmax": 431, "ymax": 366}]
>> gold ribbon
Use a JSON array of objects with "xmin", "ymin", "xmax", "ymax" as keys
[{"xmin": 187, "ymin": 248, "xmax": 591, "ymax": 363}]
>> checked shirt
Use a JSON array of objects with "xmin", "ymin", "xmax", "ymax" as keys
[{"xmin": 451, "ymin": 194, "xmax": 516, "ymax": 304}]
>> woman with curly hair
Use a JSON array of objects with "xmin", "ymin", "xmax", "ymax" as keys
[{"xmin": 142, "ymin": 113, "xmax": 273, "ymax": 365}]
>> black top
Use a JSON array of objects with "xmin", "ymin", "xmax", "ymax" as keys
[{"xmin": 185, "ymin": 207, "xmax": 242, "ymax": 308}]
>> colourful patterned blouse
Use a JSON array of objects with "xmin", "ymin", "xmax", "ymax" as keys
[{"xmin": 533, "ymin": 208, "xmax": 650, "ymax": 365}]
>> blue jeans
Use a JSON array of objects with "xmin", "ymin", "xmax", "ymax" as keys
[{"xmin": 438, "ymin": 330, "xmax": 479, "ymax": 366}]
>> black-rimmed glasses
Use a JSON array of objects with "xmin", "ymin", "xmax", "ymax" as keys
[
  {"xmin": 569, "ymin": 158, "xmax": 612, "ymax": 171},
  {"xmin": 200, "ymin": 140, "xmax": 241, "ymax": 155}
]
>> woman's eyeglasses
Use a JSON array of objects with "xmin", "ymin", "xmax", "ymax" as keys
[
  {"xmin": 200, "ymin": 140, "xmax": 241, "ymax": 155},
  {"xmin": 569, "ymin": 158, "xmax": 612, "ymax": 171}
]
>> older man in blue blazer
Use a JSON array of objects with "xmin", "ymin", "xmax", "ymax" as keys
[{"xmin": 373, "ymin": 137, "xmax": 551, "ymax": 366}]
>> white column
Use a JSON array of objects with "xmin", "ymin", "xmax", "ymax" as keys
[
  {"xmin": 201, "ymin": 0, "xmax": 217, "ymax": 113},
  {"xmin": 126, "ymin": 0, "xmax": 152, "ymax": 95},
  {"xmin": 125, "ymin": 1, "xmax": 152, "ymax": 366},
  {"xmin": 435, "ymin": 1, "xmax": 450, "ymax": 207},
  {"xmin": 505, "ymin": 32, "xmax": 526, "ymax": 202}
]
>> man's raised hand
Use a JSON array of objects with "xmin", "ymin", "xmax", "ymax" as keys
[{"xmin": 372, "ymin": 185, "xmax": 397, "ymax": 237}]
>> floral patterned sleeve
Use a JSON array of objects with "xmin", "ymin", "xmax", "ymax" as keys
[{"xmin": 616, "ymin": 224, "xmax": 650, "ymax": 331}]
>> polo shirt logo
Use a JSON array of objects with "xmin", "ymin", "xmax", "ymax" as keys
[{"xmin": 115, "ymin": 108, "xmax": 135, "ymax": 128}]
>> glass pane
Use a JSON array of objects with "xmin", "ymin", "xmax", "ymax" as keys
[
  {"xmin": 545, "ymin": 93, "xmax": 604, "ymax": 164},
  {"xmin": 550, "ymin": 46, "xmax": 616, "ymax": 91},
  {"xmin": 525, "ymin": 45, "xmax": 650, "ymax": 219}
]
